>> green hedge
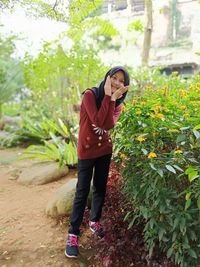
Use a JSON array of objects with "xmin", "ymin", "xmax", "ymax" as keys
[{"xmin": 114, "ymin": 70, "xmax": 200, "ymax": 267}]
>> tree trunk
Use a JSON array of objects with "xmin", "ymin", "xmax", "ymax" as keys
[{"xmin": 141, "ymin": 0, "xmax": 153, "ymax": 66}]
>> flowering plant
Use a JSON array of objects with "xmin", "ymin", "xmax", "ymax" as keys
[{"xmin": 113, "ymin": 70, "xmax": 200, "ymax": 267}]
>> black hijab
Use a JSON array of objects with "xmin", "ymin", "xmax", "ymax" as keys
[{"xmin": 91, "ymin": 66, "xmax": 130, "ymax": 109}]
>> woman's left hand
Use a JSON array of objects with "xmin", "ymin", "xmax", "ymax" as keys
[{"xmin": 111, "ymin": 86, "xmax": 128, "ymax": 101}]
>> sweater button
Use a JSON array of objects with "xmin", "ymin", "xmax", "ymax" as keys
[
  {"xmin": 85, "ymin": 144, "xmax": 90, "ymax": 149},
  {"xmin": 108, "ymin": 139, "xmax": 111, "ymax": 142},
  {"xmin": 86, "ymin": 136, "xmax": 90, "ymax": 141},
  {"xmin": 98, "ymin": 143, "xmax": 102, "ymax": 147},
  {"xmin": 99, "ymin": 136, "xmax": 102, "ymax": 140}
]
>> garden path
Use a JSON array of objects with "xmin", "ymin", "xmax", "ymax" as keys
[{"xmin": 0, "ymin": 149, "xmax": 90, "ymax": 267}]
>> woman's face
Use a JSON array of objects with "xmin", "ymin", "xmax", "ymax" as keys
[{"xmin": 110, "ymin": 70, "xmax": 125, "ymax": 93}]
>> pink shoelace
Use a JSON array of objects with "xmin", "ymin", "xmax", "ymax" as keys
[{"xmin": 68, "ymin": 234, "xmax": 78, "ymax": 246}]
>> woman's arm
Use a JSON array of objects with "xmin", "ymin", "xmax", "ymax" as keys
[
  {"xmin": 103, "ymin": 104, "xmax": 122, "ymax": 130},
  {"xmin": 82, "ymin": 90, "xmax": 115, "ymax": 128}
]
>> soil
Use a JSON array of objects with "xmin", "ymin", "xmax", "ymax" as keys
[{"xmin": 0, "ymin": 148, "xmax": 92, "ymax": 267}]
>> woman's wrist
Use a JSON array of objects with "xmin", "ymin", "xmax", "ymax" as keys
[
  {"xmin": 105, "ymin": 92, "xmax": 111, "ymax": 96},
  {"xmin": 111, "ymin": 95, "xmax": 116, "ymax": 101}
]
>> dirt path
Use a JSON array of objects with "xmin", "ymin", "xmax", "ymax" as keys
[{"xmin": 0, "ymin": 149, "xmax": 91, "ymax": 267}]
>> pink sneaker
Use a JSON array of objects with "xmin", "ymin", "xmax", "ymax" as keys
[
  {"xmin": 89, "ymin": 221, "xmax": 105, "ymax": 238},
  {"xmin": 65, "ymin": 234, "xmax": 79, "ymax": 258}
]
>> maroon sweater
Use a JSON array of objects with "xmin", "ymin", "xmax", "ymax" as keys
[{"xmin": 77, "ymin": 89, "xmax": 122, "ymax": 160}]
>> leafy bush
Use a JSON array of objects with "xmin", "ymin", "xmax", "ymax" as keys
[
  {"xmin": 113, "ymin": 71, "xmax": 200, "ymax": 267},
  {"xmin": 87, "ymin": 163, "xmax": 177, "ymax": 267},
  {"xmin": 22, "ymin": 132, "xmax": 77, "ymax": 167},
  {"xmin": 19, "ymin": 117, "xmax": 78, "ymax": 167}
]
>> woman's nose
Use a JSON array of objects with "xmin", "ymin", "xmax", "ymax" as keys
[{"xmin": 114, "ymin": 79, "xmax": 120, "ymax": 86}]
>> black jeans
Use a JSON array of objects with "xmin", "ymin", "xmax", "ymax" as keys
[{"xmin": 68, "ymin": 153, "xmax": 112, "ymax": 235}]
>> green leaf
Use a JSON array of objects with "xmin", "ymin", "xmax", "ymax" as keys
[
  {"xmin": 180, "ymin": 218, "xmax": 186, "ymax": 234},
  {"xmin": 165, "ymin": 165, "xmax": 176, "ymax": 174},
  {"xmin": 185, "ymin": 192, "xmax": 192, "ymax": 200},
  {"xmin": 185, "ymin": 166, "xmax": 195, "ymax": 175},
  {"xmin": 128, "ymin": 215, "xmax": 138, "ymax": 229},
  {"xmin": 176, "ymin": 134, "xmax": 186, "ymax": 143},
  {"xmin": 173, "ymin": 217, "xmax": 179, "ymax": 230},
  {"xmin": 124, "ymin": 211, "xmax": 132, "ymax": 221},
  {"xmin": 193, "ymin": 124, "xmax": 200, "ymax": 130},
  {"xmin": 193, "ymin": 129, "xmax": 200, "ymax": 139},
  {"xmin": 149, "ymin": 163, "xmax": 157, "ymax": 170},
  {"xmin": 173, "ymin": 164, "xmax": 184, "ymax": 172},
  {"xmin": 158, "ymin": 228, "xmax": 166, "ymax": 241},
  {"xmin": 180, "ymin": 126, "xmax": 190, "ymax": 131},
  {"xmin": 188, "ymin": 171, "xmax": 199, "ymax": 182},
  {"xmin": 141, "ymin": 148, "xmax": 148, "ymax": 155},
  {"xmin": 197, "ymin": 197, "xmax": 200, "ymax": 210},
  {"xmin": 185, "ymin": 199, "xmax": 191, "ymax": 210},
  {"xmin": 188, "ymin": 249, "xmax": 197, "ymax": 259},
  {"xmin": 167, "ymin": 247, "xmax": 173, "ymax": 258},
  {"xmin": 172, "ymin": 231, "xmax": 177, "ymax": 242},
  {"xmin": 157, "ymin": 169, "xmax": 164, "ymax": 177}
]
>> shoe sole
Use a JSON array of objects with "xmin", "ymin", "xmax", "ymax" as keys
[
  {"xmin": 64, "ymin": 251, "xmax": 78, "ymax": 258},
  {"xmin": 89, "ymin": 226, "xmax": 95, "ymax": 233}
]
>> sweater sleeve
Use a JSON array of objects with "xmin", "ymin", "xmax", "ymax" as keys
[
  {"xmin": 82, "ymin": 90, "xmax": 115, "ymax": 128},
  {"xmin": 103, "ymin": 104, "xmax": 122, "ymax": 130}
]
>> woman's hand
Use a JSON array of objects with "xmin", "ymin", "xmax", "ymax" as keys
[
  {"xmin": 104, "ymin": 76, "xmax": 112, "ymax": 96},
  {"xmin": 111, "ymin": 86, "xmax": 128, "ymax": 101}
]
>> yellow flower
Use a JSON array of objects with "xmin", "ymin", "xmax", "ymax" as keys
[
  {"xmin": 180, "ymin": 105, "xmax": 186, "ymax": 110},
  {"xmin": 132, "ymin": 99, "xmax": 137, "ymax": 104},
  {"xmin": 150, "ymin": 113, "xmax": 164, "ymax": 119},
  {"xmin": 151, "ymin": 105, "xmax": 160, "ymax": 112},
  {"xmin": 156, "ymin": 113, "xmax": 164, "ymax": 119},
  {"xmin": 120, "ymin": 153, "xmax": 126, "ymax": 159},
  {"xmin": 179, "ymin": 90, "xmax": 187, "ymax": 97},
  {"xmin": 172, "ymin": 71, "xmax": 179, "ymax": 76},
  {"xmin": 148, "ymin": 152, "xmax": 157, "ymax": 159},
  {"xmin": 136, "ymin": 110, "xmax": 142, "ymax": 115},
  {"xmin": 174, "ymin": 150, "xmax": 183, "ymax": 154},
  {"xmin": 141, "ymin": 101, "xmax": 146, "ymax": 105},
  {"xmin": 163, "ymin": 86, "xmax": 169, "ymax": 96},
  {"xmin": 136, "ymin": 137, "xmax": 146, "ymax": 142},
  {"xmin": 122, "ymin": 106, "xmax": 126, "ymax": 112},
  {"xmin": 183, "ymin": 113, "xmax": 189, "ymax": 118}
]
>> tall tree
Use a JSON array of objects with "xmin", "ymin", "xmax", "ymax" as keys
[{"xmin": 141, "ymin": 0, "xmax": 153, "ymax": 66}]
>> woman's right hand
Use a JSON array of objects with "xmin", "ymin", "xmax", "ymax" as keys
[{"xmin": 104, "ymin": 76, "xmax": 112, "ymax": 96}]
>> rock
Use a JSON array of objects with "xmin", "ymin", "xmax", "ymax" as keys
[
  {"xmin": 45, "ymin": 178, "xmax": 77, "ymax": 217},
  {"xmin": 0, "ymin": 116, "xmax": 21, "ymax": 127},
  {"xmin": 8, "ymin": 169, "xmax": 22, "ymax": 180},
  {"xmin": 18, "ymin": 162, "xmax": 69, "ymax": 185}
]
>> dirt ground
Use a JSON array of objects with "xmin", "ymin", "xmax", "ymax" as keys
[{"xmin": 0, "ymin": 148, "xmax": 92, "ymax": 267}]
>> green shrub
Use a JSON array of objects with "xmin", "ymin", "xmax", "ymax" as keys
[{"xmin": 114, "ymin": 70, "xmax": 200, "ymax": 267}]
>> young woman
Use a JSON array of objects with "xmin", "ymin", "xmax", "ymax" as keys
[{"xmin": 65, "ymin": 66, "xmax": 130, "ymax": 258}]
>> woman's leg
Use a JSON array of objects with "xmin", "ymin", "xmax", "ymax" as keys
[
  {"xmin": 69, "ymin": 158, "xmax": 95, "ymax": 235},
  {"xmin": 90, "ymin": 154, "xmax": 112, "ymax": 222}
]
